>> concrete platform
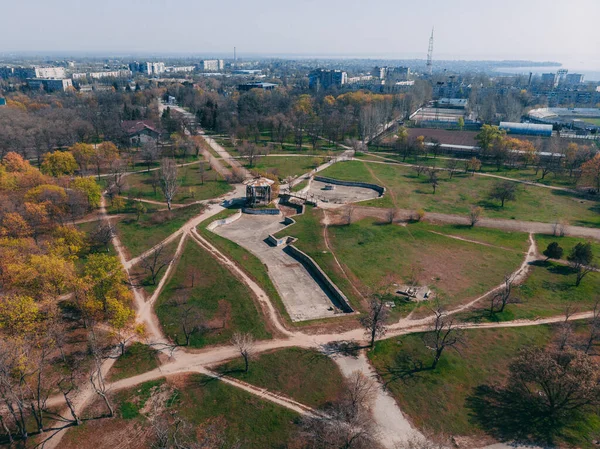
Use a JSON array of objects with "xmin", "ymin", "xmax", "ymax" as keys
[
  {"xmin": 213, "ymin": 214, "xmax": 343, "ymax": 322},
  {"xmin": 308, "ymin": 180, "xmax": 380, "ymax": 204}
]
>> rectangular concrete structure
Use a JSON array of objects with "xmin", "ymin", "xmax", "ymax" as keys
[{"xmin": 213, "ymin": 214, "xmax": 344, "ymax": 322}]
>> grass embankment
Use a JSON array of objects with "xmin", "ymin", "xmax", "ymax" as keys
[
  {"xmin": 197, "ymin": 209, "xmax": 293, "ymax": 325},
  {"xmin": 125, "ymin": 163, "xmax": 232, "ymax": 204},
  {"xmin": 277, "ymin": 208, "xmax": 528, "ymax": 314},
  {"xmin": 115, "ymin": 204, "xmax": 204, "ymax": 258},
  {"xmin": 217, "ymin": 347, "xmax": 345, "ymax": 408},
  {"xmin": 155, "ymin": 240, "xmax": 271, "ymax": 348},
  {"xmin": 320, "ymin": 160, "xmax": 600, "ymax": 227},
  {"xmin": 107, "ymin": 343, "xmax": 160, "ymax": 382},
  {"xmin": 128, "ymin": 237, "xmax": 180, "ymax": 297},
  {"xmin": 369, "ymin": 325, "xmax": 599, "ymax": 447},
  {"xmin": 61, "ymin": 374, "xmax": 299, "ymax": 448}
]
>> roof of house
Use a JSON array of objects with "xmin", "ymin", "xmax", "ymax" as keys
[
  {"xmin": 121, "ymin": 120, "xmax": 160, "ymax": 136},
  {"xmin": 244, "ymin": 177, "xmax": 275, "ymax": 187}
]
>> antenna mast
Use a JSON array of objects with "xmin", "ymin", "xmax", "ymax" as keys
[{"xmin": 426, "ymin": 28, "xmax": 434, "ymax": 76}]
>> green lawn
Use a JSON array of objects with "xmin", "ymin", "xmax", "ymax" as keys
[
  {"xmin": 319, "ymin": 160, "xmax": 600, "ymax": 227},
  {"xmin": 369, "ymin": 325, "xmax": 599, "ymax": 447},
  {"xmin": 277, "ymin": 208, "xmax": 527, "ymax": 312},
  {"xmin": 582, "ymin": 118, "xmax": 600, "ymax": 126},
  {"xmin": 155, "ymin": 240, "xmax": 271, "ymax": 348},
  {"xmin": 61, "ymin": 374, "xmax": 300, "ymax": 448},
  {"xmin": 217, "ymin": 347, "xmax": 344, "ymax": 408},
  {"xmin": 115, "ymin": 204, "xmax": 204, "ymax": 258},
  {"xmin": 107, "ymin": 343, "xmax": 160, "ymax": 382},
  {"xmin": 124, "ymin": 163, "xmax": 233, "ymax": 204},
  {"xmin": 245, "ymin": 155, "xmax": 325, "ymax": 181}
]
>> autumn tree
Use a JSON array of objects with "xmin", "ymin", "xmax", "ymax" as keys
[
  {"xmin": 71, "ymin": 177, "xmax": 102, "ymax": 209},
  {"xmin": 360, "ymin": 295, "xmax": 389, "ymax": 348},
  {"xmin": 476, "ymin": 124, "xmax": 505, "ymax": 158},
  {"xmin": 41, "ymin": 150, "xmax": 78, "ymax": 177},
  {"xmin": 580, "ymin": 153, "xmax": 600, "ymax": 192},
  {"xmin": 466, "ymin": 157, "xmax": 481, "ymax": 176},
  {"xmin": 159, "ymin": 158, "xmax": 179, "ymax": 210},
  {"xmin": 70, "ymin": 142, "xmax": 95, "ymax": 174}
]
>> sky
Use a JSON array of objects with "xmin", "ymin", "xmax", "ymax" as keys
[{"xmin": 2, "ymin": 0, "xmax": 600, "ymax": 68}]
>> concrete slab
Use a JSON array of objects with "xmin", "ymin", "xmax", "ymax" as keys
[
  {"xmin": 307, "ymin": 180, "xmax": 380, "ymax": 205},
  {"xmin": 213, "ymin": 214, "xmax": 343, "ymax": 322}
]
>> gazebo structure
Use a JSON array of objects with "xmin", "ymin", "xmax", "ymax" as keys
[{"xmin": 244, "ymin": 177, "xmax": 275, "ymax": 207}]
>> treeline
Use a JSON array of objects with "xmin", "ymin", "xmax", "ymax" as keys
[
  {"xmin": 165, "ymin": 81, "xmax": 432, "ymax": 146},
  {"xmin": 0, "ymin": 152, "xmax": 138, "ymax": 444}
]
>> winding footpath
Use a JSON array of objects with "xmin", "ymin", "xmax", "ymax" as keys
[{"xmin": 42, "ymin": 114, "xmax": 600, "ymax": 449}]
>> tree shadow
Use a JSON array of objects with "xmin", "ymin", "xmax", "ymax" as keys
[
  {"xmin": 381, "ymin": 353, "xmax": 432, "ymax": 385},
  {"xmin": 320, "ymin": 340, "xmax": 362, "ymax": 358},
  {"xmin": 466, "ymin": 384, "xmax": 582, "ymax": 446}
]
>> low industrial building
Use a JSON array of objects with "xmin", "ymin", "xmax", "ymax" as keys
[
  {"xmin": 238, "ymin": 82, "xmax": 277, "ymax": 91},
  {"xmin": 499, "ymin": 122, "xmax": 553, "ymax": 137}
]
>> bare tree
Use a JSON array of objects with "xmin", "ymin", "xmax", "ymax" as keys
[
  {"xmin": 489, "ymin": 181, "xmax": 518, "ymax": 207},
  {"xmin": 159, "ymin": 158, "xmax": 179, "ymax": 210},
  {"xmin": 413, "ymin": 164, "xmax": 428, "ymax": 178},
  {"xmin": 88, "ymin": 331, "xmax": 114, "ymax": 417},
  {"xmin": 231, "ymin": 332, "xmax": 255, "ymax": 373},
  {"xmin": 360, "ymin": 296, "xmax": 389, "ymax": 348},
  {"xmin": 141, "ymin": 140, "xmax": 161, "ymax": 172},
  {"xmin": 428, "ymin": 169, "xmax": 439, "ymax": 194},
  {"xmin": 239, "ymin": 141, "xmax": 263, "ymax": 167},
  {"xmin": 386, "ymin": 208, "xmax": 398, "ymax": 225},
  {"xmin": 584, "ymin": 300, "xmax": 600, "ymax": 354},
  {"xmin": 558, "ymin": 306, "xmax": 576, "ymax": 351},
  {"xmin": 198, "ymin": 161, "xmax": 206, "ymax": 185},
  {"xmin": 423, "ymin": 308, "xmax": 464, "ymax": 369},
  {"xmin": 552, "ymin": 219, "xmax": 567, "ymax": 237},
  {"xmin": 140, "ymin": 243, "xmax": 173, "ymax": 285},
  {"xmin": 447, "ymin": 158, "xmax": 459, "ymax": 179},
  {"xmin": 302, "ymin": 370, "xmax": 380, "ymax": 449},
  {"xmin": 469, "ymin": 206, "xmax": 483, "ymax": 227},
  {"xmin": 88, "ymin": 222, "xmax": 114, "ymax": 252},
  {"xmin": 490, "ymin": 274, "xmax": 517, "ymax": 315},
  {"xmin": 344, "ymin": 204, "xmax": 355, "ymax": 226}
]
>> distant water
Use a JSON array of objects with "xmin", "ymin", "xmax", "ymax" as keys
[{"xmin": 496, "ymin": 66, "xmax": 600, "ymax": 82}]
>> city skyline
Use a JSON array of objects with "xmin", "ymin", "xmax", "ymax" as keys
[{"xmin": 2, "ymin": 0, "xmax": 599, "ymax": 70}]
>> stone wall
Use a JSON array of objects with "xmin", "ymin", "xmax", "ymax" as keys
[
  {"xmin": 285, "ymin": 245, "xmax": 354, "ymax": 314},
  {"xmin": 313, "ymin": 176, "xmax": 385, "ymax": 196}
]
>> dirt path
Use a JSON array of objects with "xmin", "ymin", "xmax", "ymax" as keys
[
  {"xmin": 333, "ymin": 352, "xmax": 424, "ymax": 449},
  {"xmin": 427, "ymin": 230, "xmax": 525, "ymax": 253}
]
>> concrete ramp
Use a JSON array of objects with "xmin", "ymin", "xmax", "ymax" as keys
[{"xmin": 213, "ymin": 214, "xmax": 344, "ymax": 322}]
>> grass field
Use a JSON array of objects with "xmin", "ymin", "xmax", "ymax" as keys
[
  {"xmin": 319, "ymin": 160, "xmax": 600, "ymax": 227},
  {"xmin": 368, "ymin": 325, "xmax": 599, "ymax": 447},
  {"xmin": 582, "ymin": 118, "xmax": 600, "ymax": 126},
  {"xmin": 245, "ymin": 155, "xmax": 323, "ymax": 181},
  {"xmin": 155, "ymin": 240, "xmax": 271, "ymax": 347},
  {"xmin": 124, "ymin": 163, "xmax": 233, "ymax": 204},
  {"xmin": 535, "ymin": 234, "xmax": 600, "ymax": 258},
  {"xmin": 277, "ymin": 208, "xmax": 528, "ymax": 313},
  {"xmin": 217, "ymin": 347, "xmax": 345, "ymax": 408},
  {"xmin": 115, "ymin": 204, "xmax": 203, "ymax": 258},
  {"xmin": 107, "ymin": 343, "xmax": 160, "ymax": 382},
  {"xmin": 61, "ymin": 374, "xmax": 300, "ymax": 449}
]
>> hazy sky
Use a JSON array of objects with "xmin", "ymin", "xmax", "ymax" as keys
[{"xmin": 2, "ymin": 0, "xmax": 599, "ymax": 67}]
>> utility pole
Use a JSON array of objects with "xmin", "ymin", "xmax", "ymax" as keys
[
  {"xmin": 427, "ymin": 27, "xmax": 434, "ymax": 76},
  {"xmin": 233, "ymin": 46, "xmax": 237, "ymax": 69}
]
